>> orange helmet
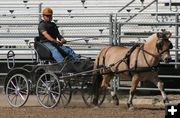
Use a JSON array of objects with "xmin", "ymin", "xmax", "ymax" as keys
[{"xmin": 42, "ymin": 7, "xmax": 53, "ymax": 15}]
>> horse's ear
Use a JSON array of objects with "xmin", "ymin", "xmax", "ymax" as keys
[
  {"xmin": 157, "ymin": 32, "xmax": 162, "ymax": 38},
  {"xmin": 161, "ymin": 29, "xmax": 166, "ymax": 32},
  {"xmin": 166, "ymin": 31, "xmax": 172, "ymax": 38}
]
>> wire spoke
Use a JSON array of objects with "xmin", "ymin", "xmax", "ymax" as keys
[
  {"xmin": 7, "ymin": 90, "xmax": 16, "ymax": 95},
  {"xmin": 47, "ymin": 94, "xmax": 50, "ymax": 106},
  {"xmin": 60, "ymin": 95, "xmax": 65, "ymax": 104},
  {"xmin": 18, "ymin": 92, "xmax": 25, "ymax": 101},
  {"xmin": 85, "ymin": 94, "xmax": 92, "ymax": 101},
  {"xmin": 50, "ymin": 93, "xmax": 58, "ymax": 103},
  {"xmin": 20, "ymin": 90, "xmax": 28, "ymax": 94},
  {"xmin": 15, "ymin": 76, "xmax": 19, "ymax": 87},
  {"xmin": 38, "ymin": 90, "xmax": 46, "ymax": 94},
  {"xmin": 40, "ymin": 79, "xmax": 48, "ymax": 88},
  {"xmin": 38, "ymin": 86, "xmax": 46, "ymax": 91},
  {"xmin": 10, "ymin": 81, "xmax": 17, "ymax": 89},
  {"xmin": 14, "ymin": 95, "xmax": 18, "ymax": 105},
  {"xmin": 61, "ymin": 93, "xmax": 68, "ymax": 101},
  {"xmin": 50, "ymin": 90, "xmax": 60, "ymax": 95},
  {"xmin": 41, "ymin": 94, "xmax": 48, "ymax": 103},
  {"xmin": 20, "ymin": 86, "xmax": 28, "ymax": 91},
  {"xmin": 7, "ymin": 87, "xmax": 16, "ymax": 91},
  {"xmin": 9, "ymin": 94, "xmax": 16, "ymax": 103}
]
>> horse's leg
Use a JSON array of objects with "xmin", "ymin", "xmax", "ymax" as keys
[
  {"xmin": 127, "ymin": 74, "xmax": 140, "ymax": 110},
  {"xmin": 110, "ymin": 76, "xmax": 119, "ymax": 105},
  {"xmin": 150, "ymin": 78, "xmax": 169, "ymax": 103},
  {"xmin": 101, "ymin": 74, "xmax": 119, "ymax": 105},
  {"xmin": 111, "ymin": 90, "xmax": 119, "ymax": 105}
]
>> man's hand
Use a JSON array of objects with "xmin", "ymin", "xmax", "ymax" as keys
[
  {"xmin": 56, "ymin": 39, "xmax": 66, "ymax": 46},
  {"xmin": 60, "ymin": 38, "xmax": 67, "ymax": 44},
  {"xmin": 56, "ymin": 41, "xmax": 62, "ymax": 46}
]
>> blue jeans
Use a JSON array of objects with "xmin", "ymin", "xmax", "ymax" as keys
[{"xmin": 43, "ymin": 42, "xmax": 78, "ymax": 63}]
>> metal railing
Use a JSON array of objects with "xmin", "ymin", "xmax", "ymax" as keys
[{"xmin": 1, "ymin": 3, "xmax": 180, "ymax": 94}]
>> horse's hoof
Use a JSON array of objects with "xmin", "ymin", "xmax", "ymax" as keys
[
  {"xmin": 128, "ymin": 106, "xmax": 135, "ymax": 111},
  {"xmin": 114, "ymin": 100, "xmax": 119, "ymax": 106},
  {"xmin": 112, "ymin": 95, "xmax": 119, "ymax": 106},
  {"xmin": 127, "ymin": 103, "xmax": 134, "ymax": 110},
  {"xmin": 111, "ymin": 100, "xmax": 119, "ymax": 106},
  {"xmin": 92, "ymin": 99, "xmax": 98, "ymax": 106},
  {"xmin": 115, "ymin": 101, "xmax": 119, "ymax": 106},
  {"xmin": 93, "ymin": 106, "xmax": 100, "ymax": 109}
]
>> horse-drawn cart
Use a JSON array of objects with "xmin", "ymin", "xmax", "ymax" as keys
[
  {"xmin": 4, "ymin": 37, "xmax": 106, "ymax": 108},
  {"xmin": 4, "ymin": 30, "xmax": 173, "ymax": 110}
]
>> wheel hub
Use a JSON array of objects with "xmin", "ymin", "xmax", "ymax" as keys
[
  {"xmin": 45, "ymin": 87, "xmax": 51, "ymax": 94},
  {"xmin": 15, "ymin": 86, "xmax": 20, "ymax": 95}
]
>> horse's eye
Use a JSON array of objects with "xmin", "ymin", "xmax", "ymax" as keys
[
  {"xmin": 156, "ymin": 39, "xmax": 163, "ymax": 50},
  {"xmin": 169, "ymin": 42, "xmax": 173, "ymax": 49}
]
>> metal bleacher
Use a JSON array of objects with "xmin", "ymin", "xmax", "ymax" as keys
[{"xmin": 0, "ymin": 0, "xmax": 180, "ymax": 60}]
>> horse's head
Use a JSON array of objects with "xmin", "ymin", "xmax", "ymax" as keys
[{"xmin": 156, "ymin": 29, "xmax": 173, "ymax": 63}]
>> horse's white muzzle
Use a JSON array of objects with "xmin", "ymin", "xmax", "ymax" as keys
[{"xmin": 163, "ymin": 55, "xmax": 171, "ymax": 63}]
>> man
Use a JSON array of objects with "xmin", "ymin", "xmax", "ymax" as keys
[{"xmin": 38, "ymin": 7, "xmax": 78, "ymax": 63}]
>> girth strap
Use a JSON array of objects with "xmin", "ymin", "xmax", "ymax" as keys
[{"xmin": 129, "ymin": 66, "xmax": 159, "ymax": 73}]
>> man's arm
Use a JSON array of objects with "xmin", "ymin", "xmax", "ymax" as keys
[
  {"xmin": 57, "ymin": 34, "xmax": 67, "ymax": 44},
  {"xmin": 42, "ymin": 31, "xmax": 61, "ymax": 45}
]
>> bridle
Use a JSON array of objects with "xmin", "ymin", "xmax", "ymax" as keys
[{"xmin": 138, "ymin": 33, "xmax": 173, "ymax": 67}]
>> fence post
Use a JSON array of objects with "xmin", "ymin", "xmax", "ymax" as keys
[
  {"xmin": 117, "ymin": 23, "xmax": 121, "ymax": 45},
  {"xmin": 155, "ymin": 0, "xmax": 159, "ymax": 21},
  {"xmin": 38, "ymin": 3, "xmax": 43, "ymax": 22},
  {"xmin": 109, "ymin": 13, "xmax": 113, "ymax": 45},
  {"xmin": 175, "ymin": 13, "xmax": 179, "ymax": 69},
  {"xmin": 113, "ymin": 13, "xmax": 118, "ymax": 45}
]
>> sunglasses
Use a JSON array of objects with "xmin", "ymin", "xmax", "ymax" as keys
[{"xmin": 44, "ymin": 15, "xmax": 52, "ymax": 17}]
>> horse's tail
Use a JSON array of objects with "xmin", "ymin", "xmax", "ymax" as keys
[
  {"xmin": 94, "ymin": 47, "xmax": 112, "ymax": 88},
  {"xmin": 93, "ymin": 47, "xmax": 108, "ymax": 87},
  {"xmin": 93, "ymin": 50, "xmax": 103, "ymax": 90},
  {"xmin": 92, "ymin": 49, "xmax": 104, "ymax": 105},
  {"xmin": 93, "ymin": 47, "xmax": 111, "ymax": 87}
]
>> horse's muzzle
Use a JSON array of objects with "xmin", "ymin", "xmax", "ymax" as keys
[{"xmin": 164, "ymin": 57, "xmax": 171, "ymax": 63}]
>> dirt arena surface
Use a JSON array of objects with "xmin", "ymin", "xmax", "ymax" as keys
[
  {"xmin": 0, "ymin": 93, "xmax": 179, "ymax": 118},
  {"xmin": 0, "ymin": 104, "xmax": 164, "ymax": 118}
]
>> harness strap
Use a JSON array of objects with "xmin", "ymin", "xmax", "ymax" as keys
[
  {"xmin": 115, "ymin": 44, "xmax": 140, "ymax": 73},
  {"xmin": 159, "ymin": 49, "xmax": 170, "ymax": 55},
  {"xmin": 134, "ymin": 44, "xmax": 143, "ymax": 69},
  {"xmin": 140, "ymin": 48, "xmax": 158, "ymax": 58},
  {"xmin": 129, "ymin": 66, "xmax": 159, "ymax": 73},
  {"xmin": 131, "ymin": 44, "xmax": 160, "ymax": 72},
  {"xmin": 142, "ymin": 51, "xmax": 151, "ymax": 67}
]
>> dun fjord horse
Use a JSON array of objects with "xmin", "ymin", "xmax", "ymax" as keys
[{"xmin": 93, "ymin": 30, "xmax": 172, "ymax": 110}]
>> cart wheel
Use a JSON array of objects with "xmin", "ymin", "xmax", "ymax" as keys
[
  {"xmin": 81, "ymin": 82, "xmax": 106, "ymax": 107},
  {"xmin": 58, "ymin": 80, "xmax": 72, "ymax": 107},
  {"xmin": 36, "ymin": 72, "xmax": 61, "ymax": 108},
  {"xmin": 6, "ymin": 74, "xmax": 29, "ymax": 107}
]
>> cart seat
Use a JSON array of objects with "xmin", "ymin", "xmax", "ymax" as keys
[{"xmin": 34, "ymin": 37, "xmax": 54, "ymax": 61}]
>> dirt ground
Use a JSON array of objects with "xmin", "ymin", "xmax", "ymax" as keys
[
  {"xmin": 0, "ymin": 104, "xmax": 164, "ymax": 118},
  {"xmin": 0, "ymin": 92, "xmax": 179, "ymax": 118},
  {"xmin": 1, "ymin": 78, "xmax": 180, "ymax": 118}
]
